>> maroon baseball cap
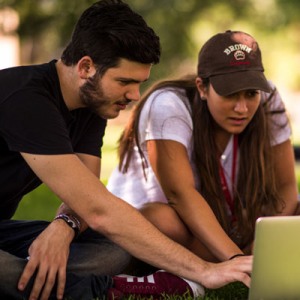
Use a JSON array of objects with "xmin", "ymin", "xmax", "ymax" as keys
[{"xmin": 197, "ymin": 30, "xmax": 270, "ymax": 96}]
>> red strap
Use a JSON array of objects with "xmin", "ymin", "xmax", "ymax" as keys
[{"xmin": 219, "ymin": 135, "xmax": 238, "ymax": 221}]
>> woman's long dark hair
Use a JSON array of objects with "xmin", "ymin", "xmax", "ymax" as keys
[{"xmin": 117, "ymin": 74, "xmax": 287, "ymax": 247}]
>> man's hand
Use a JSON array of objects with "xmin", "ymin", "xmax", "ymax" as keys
[
  {"xmin": 201, "ymin": 255, "xmax": 252, "ymax": 289},
  {"xmin": 18, "ymin": 220, "xmax": 74, "ymax": 300}
]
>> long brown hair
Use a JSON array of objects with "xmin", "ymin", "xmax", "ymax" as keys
[{"xmin": 117, "ymin": 74, "xmax": 287, "ymax": 247}]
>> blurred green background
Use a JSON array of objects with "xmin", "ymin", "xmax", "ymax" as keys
[{"xmin": 0, "ymin": 0, "xmax": 300, "ymax": 220}]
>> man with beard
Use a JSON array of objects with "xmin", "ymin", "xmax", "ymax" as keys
[{"xmin": 0, "ymin": 1, "xmax": 252, "ymax": 299}]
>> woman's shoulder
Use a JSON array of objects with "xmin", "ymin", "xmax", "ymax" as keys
[
  {"xmin": 146, "ymin": 87, "xmax": 191, "ymax": 114},
  {"xmin": 148, "ymin": 87, "xmax": 187, "ymax": 101},
  {"xmin": 261, "ymin": 80, "xmax": 285, "ymax": 110}
]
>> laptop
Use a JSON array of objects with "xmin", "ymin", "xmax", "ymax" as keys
[{"xmin": 248, "ymin": 215, "xmax": 300, "ymax": 300}]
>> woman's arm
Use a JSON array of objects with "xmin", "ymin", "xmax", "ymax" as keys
[
  {"xmin": 272, "ymin": 139, "xmax": 298, "ymax": 215},
  {"xmin": 147, "ymin": 139, "xmax": 242, "ymax": 261}
]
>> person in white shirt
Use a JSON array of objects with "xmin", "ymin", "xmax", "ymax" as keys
[{"xmin": 108, "ymin": 30, "xmax": 298, "ymax": 263}]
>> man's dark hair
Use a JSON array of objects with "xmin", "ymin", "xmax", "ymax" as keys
[{"xmin": 61, "ymin": 0, "xmax": 161, "ymax": 75}]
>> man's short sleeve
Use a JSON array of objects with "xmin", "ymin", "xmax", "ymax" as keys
[{"xmin": 70, "ymin": 109, "xmax": 107, "ymax": 158}]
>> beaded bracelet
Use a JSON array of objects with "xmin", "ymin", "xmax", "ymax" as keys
[{"xmin": 54, "ymin": 213, "xmax": 81, "ymax": 239}]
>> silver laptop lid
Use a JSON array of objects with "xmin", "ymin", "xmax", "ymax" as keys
[{"xmin": 248, "ymin": 216, "xmax": 300, "ymax": 300}]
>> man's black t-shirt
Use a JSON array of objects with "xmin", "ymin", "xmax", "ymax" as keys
[{"xmin": 0, "ymin": 60, "xmax": 107, "ymax": 219}]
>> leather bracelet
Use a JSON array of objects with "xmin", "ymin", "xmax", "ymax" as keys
[
  {"xmin": 54, "ymin": 213, "xmax": 81, "ymax": 239},
  {"xmin": 229, "ymin": 253, "xmax": 246, "ymax": 260}
]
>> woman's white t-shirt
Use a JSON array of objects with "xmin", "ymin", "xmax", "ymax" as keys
[{"xmin": 107, "ymin": 82, "xmax": 291, "ymax": 209}]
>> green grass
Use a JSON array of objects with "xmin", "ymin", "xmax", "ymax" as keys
[
  {"xmin": 139, "ymin": 282, "xmax": 249, "ymax": 300},
  {"xmin": 13, "ymin": 184, "xmax": 61, "ymax": 220},
  {"xmin": 204, "ymin": 282, "xmax": 249, "ymax": 299}
]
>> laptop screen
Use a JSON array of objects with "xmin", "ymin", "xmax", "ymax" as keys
[{"xmin": 248, "ymin": 215, "xmax": 300, "ymax": 300}]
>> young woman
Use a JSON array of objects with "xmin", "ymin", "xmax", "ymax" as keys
[{"xmin": 107, "ymin": 30, "xmax": 298, "ymax": 262}]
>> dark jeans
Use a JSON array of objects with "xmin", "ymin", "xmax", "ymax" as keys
[{"xmin": 0, "ymin": 220, "xmax": 131, "ymax": 299}]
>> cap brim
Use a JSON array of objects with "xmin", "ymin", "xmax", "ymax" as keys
[{"xmin": 210, "ymin": 71, "xmax": 271, "ymax": 96}]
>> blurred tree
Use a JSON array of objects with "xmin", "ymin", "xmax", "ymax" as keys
[
  {"xmin": 276, "ymin": 0, "xmax": 300, "ymax": 24},
  {"xmin": 0, "ymin": 0, "xmax": 300, "ymax": 88}
]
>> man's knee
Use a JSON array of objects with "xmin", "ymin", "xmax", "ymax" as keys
[{"xmin": 68, "ymin": 238, "xmax": 131, "ymax": 275}]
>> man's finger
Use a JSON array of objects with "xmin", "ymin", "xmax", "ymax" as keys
[
  {"xmin": 18, "ymin": 259, "xmax": 37, "ymax": 292},
  {"xmin": 40, "ymin": 268, "xmax": 57, "ymax": 300},
  {"xmin": 56, "ymin": 268, "xmax": 67, "ymax": 300},
  {"xmin": 28, "ymin": 267, "xmax": 48, "ymax": 300}
]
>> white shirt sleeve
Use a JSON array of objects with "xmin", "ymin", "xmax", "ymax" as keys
[
  {"xmin": 107, "ymin": 88, "xmax": 193, "ymax": 208},
  {"xmin": 138, "ymin": 89, "xmax": 193, "ymax": 150},
  {"xmin": 261, "ymin": 81, "xmax": 292, "ymax": 146}
]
